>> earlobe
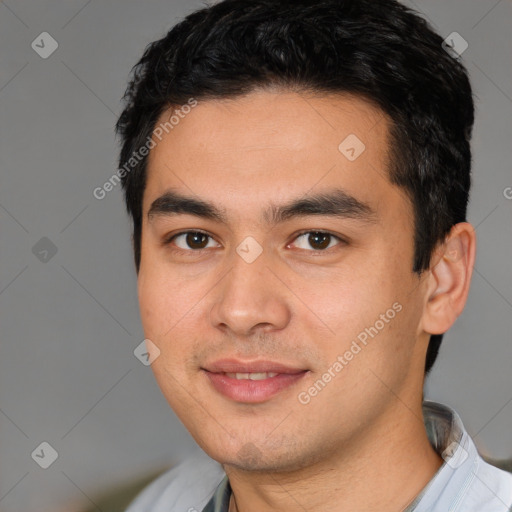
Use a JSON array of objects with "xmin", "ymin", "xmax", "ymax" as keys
[{"xmin": 421, "ymin": 223, "xmax": 476, "ymax": 335}]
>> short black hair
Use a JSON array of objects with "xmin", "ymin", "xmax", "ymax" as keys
[{"xmin": 115, "ymin": 0, "xmax": 474, "ymax": 375}]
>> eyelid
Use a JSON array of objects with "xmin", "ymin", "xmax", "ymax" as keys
[
  {"xmin": 163, "ymin": 229, "xmax": 219, "ymax": 248},
  {"xmin": 163, "ymin": 229, "xmax": 207, "ymax": 243},
  {"xmin": 288, "ymin": 230, "xmax": 347, "ymax": 251}
]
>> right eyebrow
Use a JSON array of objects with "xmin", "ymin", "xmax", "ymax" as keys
[{"xmin": 147, "ymin": 190, "xmax": 228, "ymax": 224}]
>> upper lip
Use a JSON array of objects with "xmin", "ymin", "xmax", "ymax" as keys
[{"xmin": 203, "ymin": 359, "xmax": 307, "ymax": 374}]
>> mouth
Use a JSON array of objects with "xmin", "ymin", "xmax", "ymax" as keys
[
  {"xmin": 224, "ymin": 371, "xmax": 280, "ymax": 380},
  {"xmin": 201, "ymin": 359, "xmax": 309, "ymax": 403}
]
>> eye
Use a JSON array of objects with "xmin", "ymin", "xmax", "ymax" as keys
[
  {"xmin": 290, "ymin": 231, "xmax": 345, "ymax": 251},
  {"xmin": 165, "ymin": 231, "xmax": 220, "ymax": 251},
  {"xmin": 164, "ymin": 230, "xmax": 345, "ymax": 254}
]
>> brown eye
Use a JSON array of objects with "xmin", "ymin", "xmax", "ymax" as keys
[
  {"xmin": 308, "ymin": 232, "xmax": 331, "ymax": 250},
  {"xmin": 292, "ymin": 231, "xmax": 344, "ymax": 251},
  {"xmin": 185, "ymin": 232, "xmax": 209, "ymax": 249},
  {"xmin": 168, "ymin": 231, "xmax": 219, "ymax": 251}
]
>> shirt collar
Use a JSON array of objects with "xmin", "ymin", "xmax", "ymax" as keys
[{"xmin": 201, "ymin": 472, "xmax": 231, "ymax": 512}]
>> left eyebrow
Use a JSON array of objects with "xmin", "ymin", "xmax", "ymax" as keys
[
  {"xmin": 147, "ymin": 187, "xmax": 378, "ymax": 226},
  {"xmin": 264, "ymin": 188, "xmax": 377, "ymax": 225}
]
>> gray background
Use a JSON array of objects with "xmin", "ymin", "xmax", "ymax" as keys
[{"xmin": 0, "ymin": 0, "xmax": 511, "ymax": 510}]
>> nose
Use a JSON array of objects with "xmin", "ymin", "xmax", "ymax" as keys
[{"xmin": 209, "ymin": 248, "xmax": 292, "ymax": 337}]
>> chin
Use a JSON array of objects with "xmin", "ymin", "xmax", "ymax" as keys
[{"xmin": 200, "ymin": 436, "xmax": 318, "ymax": 475}]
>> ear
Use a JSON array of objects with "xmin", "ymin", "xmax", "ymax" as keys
[{"xmin": 420, "ymin": 222, "xmax": 476, "ymax": 335}]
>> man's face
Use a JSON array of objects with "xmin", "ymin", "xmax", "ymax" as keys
[{"xmin": 138, "ymin": 90, "xmax": 431, "ymax": 471}]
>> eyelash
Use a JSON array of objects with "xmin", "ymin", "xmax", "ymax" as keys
[{"xmin": 163, "ymin": 230, "xmax": 346, "ymax": 254}]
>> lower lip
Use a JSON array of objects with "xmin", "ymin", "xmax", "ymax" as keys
[{"xmin": 203, "ymin": 370, "xmax": 308, "ymax": 403}]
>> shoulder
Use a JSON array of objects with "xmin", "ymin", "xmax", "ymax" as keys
[
  {"xmin": 422, "ymin": 401, "xmax": 512, "ymax": 511},
  {"xmin": 125, "ymin": 449, "xmax": 226, "ymax": 512},
  {"xmin": 461, "ymin": 457, "xmax": 512, "ymax": 511}
]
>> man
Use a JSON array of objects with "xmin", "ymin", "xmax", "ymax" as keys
[{"xmin": 116, "ymin": 0, "xmax": 512, "ymax": 510}]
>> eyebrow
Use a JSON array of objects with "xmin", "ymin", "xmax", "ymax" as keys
[{"xmin": 147, "ymin": 188, "xmax": 377, "ymax": 226}]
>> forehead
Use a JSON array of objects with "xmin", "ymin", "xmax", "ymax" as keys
[
  {"xmin": 151, "ymin": 89, "xmax": 387, "ymax": 153},
  {"xmin": 143, "ymin": 90, "xmax": 397, "ymax": 220}
]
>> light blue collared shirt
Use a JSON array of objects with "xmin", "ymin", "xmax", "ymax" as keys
[{"xmin": 126, "ymin": 401, "xmax": 512, "ymax": 512}]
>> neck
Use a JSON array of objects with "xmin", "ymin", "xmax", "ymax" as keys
[{"xmin": 224, "ymin": 403, "xmax": 442, "ymax": 512}]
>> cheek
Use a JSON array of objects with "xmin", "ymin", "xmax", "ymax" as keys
[
  {"xmin": 306, "ymin": 266, "xmax": 386, "ymax": 332},
  {"xmin": 137, "ymin": 259, "xmax": 208, "ymax": 365},
  {"xmin": 137, "ymin": 267, "xmax": 158, "ymax": 330},
  {"xmin": 137, "ymin": 260, "xmax": 179, "ymax": 338},
  {"xmin": 310, "ymin": 259, "xmax": 415, "ymax": 366}
]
